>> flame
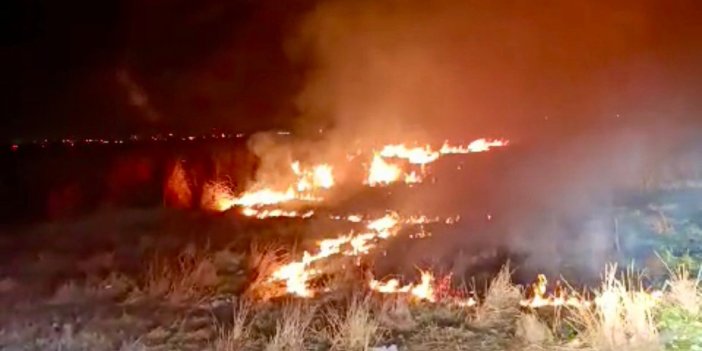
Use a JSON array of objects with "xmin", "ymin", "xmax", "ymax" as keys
[
  {"xmin": 518, "ymin": 274, "xmax": 663, "ymax": 309},
  {"xmin": 292, "ymin": 162, "xmax": 335, "ymax": 192},
  {"xmin": 197, "ymin": 136, "xmax": 511, "ymax": 300},
  {"xmin": 201, "ymin": 181, "xmax": 237, "ymax": 212},
  {"xmin": 232, "ymin": 187, "xmax": 299, "ymax": 207},
  {"xmin": 366, "ymin": 212, "xmax": 400, "ymax": 237},
  {"xmin": 369, "ymin": 270, "xmax": 436, "ymax": 302},
  {"xmin": 404, "ymin": 171, "xmax": 423, "ymax": 184},
  {"xmin": 440, "ymin": 138, "xmax": 509, "ymax": 154},
  {"xmin": 380, "ymin": 144, "xmax": 440, "ymax": 165},
  {"xmin": 518, "ymin": 274, "xmax": 593, "ymax": 308},
  {"xmin": 312, "ymin": 164, "xmax": 334, "ymax": 188},
  {"xmin": 203, "ymin": 138, "xmax": 509, "ymax": 212},
  {"xmin": 367, "ymin": 153, "xmax": 403, "ymax": 186},
  {"xmin": 267, "ymin": 212, "xmax": 403, "ymax": 297},
  {"xmin": 241, "ymin": 207, "xmax": 315, "ymax": 219}
]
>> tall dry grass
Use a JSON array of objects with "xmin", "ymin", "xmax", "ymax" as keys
[
  {"xmin": 324, "ymin": 295, "xmax": 382, "ymax": 350},
  {"xmin": 568, "ymin": 264, "xmax": 660, "ymax": 351},
  {"xmin": 245, "ymin": 242, "xmax": 288, "ymax": 300},
  {"xmin": 664, "ymin": 264, "xmax": 701, "ymax": 315},
  {"xmin": 473, "ymin": 263, "xmax": 521, "ymax": 327},
  {"xmin": 138, "ymin": 249, "xmax": 218, "ymax": 304},
  {"xmin": 215, "ymin": 298, "xmax": 254, "ymax": 350},
  {"xmin": 265, "ymin": 302, "xmax": 316, "ymax": 351}
]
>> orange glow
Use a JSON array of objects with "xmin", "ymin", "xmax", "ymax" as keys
[
  {"xmin": 233, "ymin": 187, "xmax": 299, "ymax": 208},
  {"xmin": 367, "ymin": 153, "xmax": 403, "ymax": 186},
  {"xmin": 379, "ymin": 144, "xmax": 440, "ymax": 165},
  {"xmin": 197, "ymin": 136, "xmax": 510, "ymax": 301},
  {"xmin": 267, "ymin": 212, "xmax": 403, "ymax": 297},
  {"xmin": 164, "ymin": 161, "xmax": 192, "ymax": 209},
  {"xmin": 369, "ymin": 269, "xmax": 436, "ymax": 302},
  {"xmin": 517, "ymin": 274, "xmax": 664, "ymax": 309},
  {"xmin": 241, "ymin": 207, "xmax": 315, "ymax": 219},
  {"xmin": 404, "ymin": 171, "xmax": 423, "ymax": 184},
  {"xmin": 292, "ymin": 162, "xmax": 335, "ymax": 192},
  {"xmin": 201, "ymin": 181, "xmax": 237, "ymax": 212},
  {"xmin": 440, "ymin": 138, "xmax": 509, "ymax": 154}
]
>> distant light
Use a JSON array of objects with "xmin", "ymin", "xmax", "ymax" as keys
[{"xmin": 10, "ymin": 144, "xmax": 18, "ymax": 152}]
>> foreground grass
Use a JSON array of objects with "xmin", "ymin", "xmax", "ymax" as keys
[{"xmin": 3, "ymin": 243, "xmax": 702, "ymax": 350}]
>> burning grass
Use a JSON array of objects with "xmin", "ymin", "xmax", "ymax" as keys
[
  {"xmin": 6, "ymin": 134, "xmax": 702, "ymax": 350},
  {"xmin": 4, "ymin": 238, "xmax": 702, "ymax": 351}
]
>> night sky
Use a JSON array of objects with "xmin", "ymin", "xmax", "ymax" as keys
[
  {"xmin": 2, "ymin": 0, "xmax": 312, "ymax": 141},
  {"xmin": 2, "ymin": 0, "xmax": 702, "ymax": 142}
]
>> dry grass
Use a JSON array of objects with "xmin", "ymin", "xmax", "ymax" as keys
[
  {"xmin": 324, "ymin": 295, "xmax": 382, "ymax": 350},
  {"xmin": 473, "ymin": 263, "xmax": 521, "ymax": 327},
  {"xmin": 515, "ymin": 312, "xmax": 553, "ymax": 345},
  {"xmin": 568, "ymin": 264, "xmax": 660, "ymax": 351},
  {"xmin": 378, "ymin": 296, "xmax": 417, "ymax": 332},
  {"xmin": 215, "ymin": 298, "xmax": 254, "ymax": 350},
  {"xmin": 664, "ymin": 265, "xmax": 701, "ymax": 314},
  {"xmin": 245, "ymin": 242, "xmax": 288, "ymax": 300},
  {"xmin": 49, "ymin": 280, "xmax": 104, "ymax": 305},
  {"xmin": 265, "ymin": 301, "xmax": 316, "ymax": 351},
  {"xmin": 138, "ymin": 249, "xmax": 218, "ymax": 304}
]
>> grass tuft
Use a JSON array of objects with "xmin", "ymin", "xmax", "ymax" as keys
[
  {"xmin": 473, "ymin": 263, "xmax": 521, "ymax": 327},
  {"xmin": 265, "ymin": 301, "xmax": 316, "ymax": 351},
  {"xmin": 215, "ymin": 298, "xmax": 254, "ymax": 350},
  {"xmin": 568, "ymin": 264, "xmax": 660, "ymax": 351},
  {"xmin": 324, "ymin": 295, "xmax": 382, "ymax": 350},
  {"xmin": 138, "ymin": 249, "xmax": 218, "ymax": 304}
]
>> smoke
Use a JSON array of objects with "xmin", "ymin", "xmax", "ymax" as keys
[
  {"xmin": 288, "ymin": 1, "xmax": 700, "ymax": 140},
  {"xmin": 116, "ymin": 68, "xmax": 160, "ymax": 123},
  {"xmin": 239, "ymin": 0, "xmax": 702, "ymax": 279}
]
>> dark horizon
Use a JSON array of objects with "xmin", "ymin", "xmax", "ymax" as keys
[{"xmin": 3, "ymin": 0, "xmax": 702, "ymax": 142}]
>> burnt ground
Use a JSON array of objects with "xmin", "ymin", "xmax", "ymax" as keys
[
  {"xmin": 0, "ymin": 207, "xmax": 518, "ymax": 350},
  {"xmin": 0, "ymin": 186, "xmax": 698, "ymax": 350},
  {"xmin": 2, "ymin": 138, "xmax": 702, "ymax": 350}
]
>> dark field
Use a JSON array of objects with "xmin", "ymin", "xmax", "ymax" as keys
[{"xmin": 1, "ymin": 135, "xmax": 702, "ymax": 350}]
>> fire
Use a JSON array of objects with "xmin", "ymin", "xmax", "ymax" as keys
[
  {"xmin": 197, "ymin": 135, "xmax": 510, "ymax": 300},
  {"xmin": 404, "ymin": 171, "xmax": 423, "ymax": 184},
  {"xmin": 369, "ymin": 270, "xmax": 436, "ymax": 302},
  {"xmin": 518, "ymin": 274, "xmax": 663, "ymax": 309},
  {"xmin": 370, "ymin": 271, "xmax": 477, "ymax": 305},
  {"xmin": 329, "ymin": 214, "xmax": 364, "ymax": 223},
  {"xmin": 440, "ymin": 138, "xmax": 509, "ymax": 154},
  {"xmin": 267, "ymin": 212, "xmax": 404, "ymax": 297},
  {"xmin": 232, "ymin": 187, "xmax": 298, "ymax": 208},
  {"xmin": 241, "ymin": 207, "xmax": 315, "ymax": 219},
  {"xmin": 380, "ymin": 144, "xmax": 440, "ymax": 165},
  {"xmin": 292, "ymin": 162, "xmax": 335, "ymax": 192},
  {"xmin": 202, "ymin": 137, "xmax": 509, "ymax": 212},
  {"xmin": 201, "ymin": 181, "xmax": 237, "ymax": 212},
  {"xmin": 366, "ymin": 212, "xmax": 400, "ymax": 237},
  {"xmin": 519, "ymin": 274, "xmax": 594, "ymax": 308},
  {"xmin": 367, "ymin": 153, "xmax": 403, "ymax": 186}
]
